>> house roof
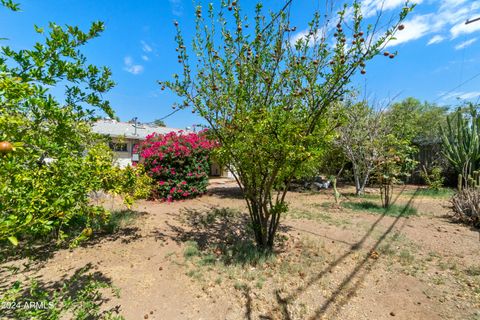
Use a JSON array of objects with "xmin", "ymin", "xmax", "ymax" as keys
[{"xmin": 92, "ymin": 119, "xmax": 183, "ymax": 140}]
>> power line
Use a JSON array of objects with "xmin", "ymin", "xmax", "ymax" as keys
[
  {"xmin": 434, "ymin": 70, "xmax": 480, "ymax": 103},
  {"xmin": 466, "ymin": 17, "xmax": 480, "ymax": 25},
  {"xmin": 156, "ymin": 108, "xmax": 181, "ymax": 121}
]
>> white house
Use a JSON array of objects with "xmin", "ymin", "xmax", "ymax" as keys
[
  {"xmin": 92, "ymin": 119, "xmax": 233, "ymax": 178},
  {"xmin": 92, "ymin": 119, "xmax": 183, "ymax": 168}
]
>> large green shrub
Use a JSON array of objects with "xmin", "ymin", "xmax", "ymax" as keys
[
  {"xmin": 161, "ymin": 1, "xmax": 413, "ymax": 249},
  {"xmin": 138, "ymin": 131, "xmax": 216, "ymax": 201},
  {"xmin": 0, "ymin": 3, "xmax": 148, "ymax": 246}
]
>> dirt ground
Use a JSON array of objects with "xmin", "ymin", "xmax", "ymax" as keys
[{"xmin": 1, "ymin": 179, "xmax": 479, "ymax": 320}]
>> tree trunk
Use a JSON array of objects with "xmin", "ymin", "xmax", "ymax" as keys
[{"xmin": 247, "ymin": 195, "xmax": 283, "ymax": 251}]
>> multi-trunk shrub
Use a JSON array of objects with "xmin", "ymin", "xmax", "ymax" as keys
[{"xmin": 138, "ymin": 131, "xmax": 217, "ymax": 201}]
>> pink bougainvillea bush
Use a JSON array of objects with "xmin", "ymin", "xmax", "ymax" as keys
[{"xmin": 137, "ymin": 131, "xmax": 217, "ymax": 201}]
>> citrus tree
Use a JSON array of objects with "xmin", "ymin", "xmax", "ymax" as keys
[
  {"xmin": 161, "ymin": 1, "xmax": 413, "ymax": 250},
  {"xmin": 0, "ymin": 2, "xmax": 145, "ymax": 246}
]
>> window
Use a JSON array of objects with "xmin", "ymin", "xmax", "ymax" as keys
[{"xmin": 109, "ymin": 142, "xmax": 128, "ymax": 152}]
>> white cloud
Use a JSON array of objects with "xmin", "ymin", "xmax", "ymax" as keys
[
  {"xmin": 440, "ymin": 91, "xmax": 480, "ymax": 101},
  {"xmin": 141, "ymin": 40, "xmax": 153, "ymax": 53},
  {"xmin": 141, "ymin": 55, "xmax": 149, "ymax": 61},
  {"xmin": 459, "ymin": 91, "xmax": 480, "ymax": 99},
  {"xmin": 385, "ymin": 14, "xmax": 431, "ymax": 47},
  {"xmin": 451, "ymin": 20, "xmax": 480, "ymax": 38},
  {"xmin": 427, "ymin": 35, "xmax": 445, "ymax": 45},
  {"xmin": 169, "ymin": 0, "xmax": 183, "ymax": 17},
  {"xmin": 361, "ymin": 0, "xmax": 423, "ymax": 18},
  {"xmin": 291, "ymin": 0, "xmax": 480, "ymax": 49},
  {"xmin": 123, "ymin": 56, "xmax": 144, "ymax": 75},
  {"xmin": 454, "ymin": 38, "xmax": 477, "ymax": 50}
]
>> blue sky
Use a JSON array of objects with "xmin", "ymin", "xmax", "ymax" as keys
[{"xmin": 1, "ymin": 0, "xmax": 480, "ymax": 129}]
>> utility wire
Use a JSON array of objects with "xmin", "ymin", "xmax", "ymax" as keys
[
  {"xmin": 435, "ymin": 13, "xmax": 480, "ymax": 104},
  {"xmin": 156, "ymin": 108, "xmax": 181, "ymax": 121},
  {"xmin": 434, "ymin": 70, "xmax": 480, "ymax": 103}
]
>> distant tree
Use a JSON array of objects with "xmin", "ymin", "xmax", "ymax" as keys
[
  {"xmin": 337, "ymin": 101, "xmax": 387, "ymax": 195},
  {"xmin": 162, "ymin": 1, "xmax": 413, "ymax": 249},
  {"xmin": 153, "ymin": 119, "xmax": 166, "ymax": 127},
  {"xmin": 386, "ymin": 97, "xmax": 448, "ymax": 145},
  {"xmin": 337, "ymin": 100, "xmax": 417, "ymax": 203}
]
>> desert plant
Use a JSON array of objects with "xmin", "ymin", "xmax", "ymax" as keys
[
  {"xmin": 161, "ymin": 1, "xmax": 413, "ymax": 249},
  {"xmin": 441, "ymin": 104, "xmax": 480, "ymax": 184}
]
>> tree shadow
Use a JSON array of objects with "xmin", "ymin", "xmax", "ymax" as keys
[
  {"xmin": 261, "ymin": 187, "xmax": 420, "ymax": 319},
  {"xmin": 165, "ymin": 205, "xmax": 291, "ymax": 265},
  {"xmin": 0, "ymin": 263, "xmax": 122, "ymax": 319},
  {"xmin": 207, "ymin": 185, "xmax": 245, "ymax": 199},
  {"xmin": 0, "ymin": 209, "xmax": 147, "ymax": 271}
]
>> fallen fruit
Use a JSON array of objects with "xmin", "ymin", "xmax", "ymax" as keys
[
  {"xmin": 361, "ymin": 69, "xmax": 366, "ymax": 74},
  {"xmin": 383, "ymin": 51, "xmax": 390, "ymax": 56}
]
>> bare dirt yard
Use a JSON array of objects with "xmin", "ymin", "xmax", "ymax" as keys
[{"xmin": 1, "ymin": 179, "xmax": 479, "ymax": 320}]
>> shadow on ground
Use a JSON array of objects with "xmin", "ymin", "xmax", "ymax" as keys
[
  {"xmin": 207, "ymin": 185, "xmax": 245, "ymax": 199},
  {"xmin": 0, "ymin": 209, "xmax": 148, "ymax": 273},
  {"xmin": 252, "ymin": 187, "xmax": 421, "ymax": 320},
  {"xmin": 164, "ymin": 205, "xmax": 291, "ymax": 266},
  {"xmin": 0, "ymin": 263, "xmax": 122, "ymax": 319}
]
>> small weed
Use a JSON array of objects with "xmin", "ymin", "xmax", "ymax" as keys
[
  {"xmin": 234, "ymin": 281, "xmax": 248, "ymax": 291},
  {"xmin": 288, "ymin": 207, "xmax": 350, "ymax": 226},
  {"xmin": 199, "ymin": 254, "xmax": 216, "ymax": 266},
  {"xmin": 186, "ymin": 269, "xmax": 204, "ymax": 281},
  {"xmin": 398, "ymin": 249, "xmax": 415, "ymax": 266},
  {"xmin": 426, "ymin": 251, "xmax": 440, "ymax": 262},
  {"xmin": 255, "ymin": 277, "xmax": 265, "ymax": 289},
  {"xmin": 342, "ymin": 201, "xmax": 417, "ymax": 217},
  {"xmin": 466, "ymin": 265, "xmax": 480, "ymax": 277},
  {"xmin": 432, "ymin": 275, "xmax": 445, "ymax": 285},
  {"xmin": 164, "ymin": 252, "xmax": 176, "ymax": 259},
  {"xmin": 184, "ymin": 241, "xmax": 200, "ymax": 258},
  {"xmin": 378, "ymin": 243, "xmax": 396, "ymax": 256},
  {"xmin": 101, "ymin": 210, "xmax": 141, "ymax": 233},
  {"xmin": 438, "ymin": 260, "xmax": 458, "ymax": 271}
]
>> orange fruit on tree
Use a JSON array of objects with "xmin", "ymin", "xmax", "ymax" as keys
[{"xmin": 0, "ymin": 141, "xmax": 14, "ymax": 155}]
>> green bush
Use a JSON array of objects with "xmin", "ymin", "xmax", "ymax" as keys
[
  {"xmin": 0, "ymin": 5, "xmax": 145, "ymax": 247},
  {"xmin": 0, "ymin": 267, "xmax": 124, "ymax": 319},
  {"xmin": 421, "ymin": 166, "xmax": 444, "ymax": 191}
]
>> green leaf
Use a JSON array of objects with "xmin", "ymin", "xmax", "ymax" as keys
[{"xmin": 8, "ymin": 236, "xmax": 18, "ymax": 246}]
